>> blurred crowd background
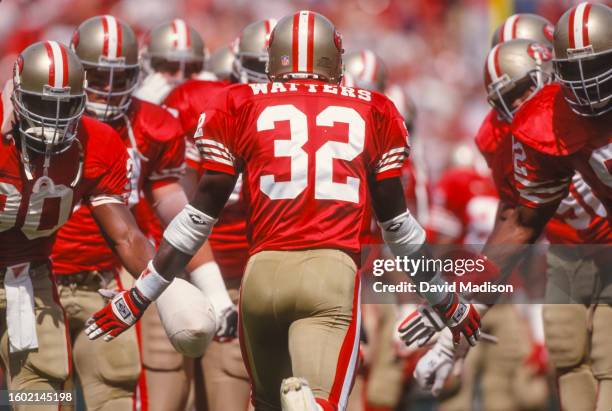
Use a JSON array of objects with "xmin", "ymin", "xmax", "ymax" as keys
[{"xmin": 0, "ymin": 0, "xmax": 576, "ymax": 180}]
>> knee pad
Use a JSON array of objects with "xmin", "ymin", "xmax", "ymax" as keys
[
  {"xmin": 543, "ymin": 304, "xmax": 588, "ymax": 369},
  {"xmin": 157, "ymin": 278, "xmax": 217, "ymax": 358},
  {"xmin": 590, "ymin": 304, "xmax": 612, "ymax": 379}
]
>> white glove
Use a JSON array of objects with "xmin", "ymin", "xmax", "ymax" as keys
[
  {"xmin": 214, "ymin": 305, "xmax": 238, "ymax": 342},
  {"xmin": 133, "ymin": 73, "xmax": 174, "ymax": 104},
  {"xmin": 190, "ymin": 262, "xmax": 234, "ymax": 329},
  {"xmin": 414, "ymin": 328, "xmax": 469, "ymax": 396}
]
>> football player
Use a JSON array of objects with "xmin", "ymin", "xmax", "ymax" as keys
[
  {"xmin": 406, "ymin": 39, "xmax": 555, "ymax": 396},
  {"xmin": 86, "ymin": 11, "xmax": 482, "ymax": 411},
  {"xmin": 50, "ymin": 16, "xmax": 216, "ymax": 411},
  {"xmin": 163, "ymin": 18, "xmax": 277, "ymax": 411},
  {"xmin": 133, "ymin": 19, "xmax": 206, "ymax": 104},
  {"xmin": 0, "ymin": 41, "xmax": 148, "ymax": 411},
  {"xmin": 343, "ymin": 49, "xmax": 387, "ymax": 92},
  {"xmin": 409, "ymin": 4, "xmax": 612, "ymax": 408},
  {"xmin": 208, "ymin": 45, "xmax": 236, "ymax": 82}
]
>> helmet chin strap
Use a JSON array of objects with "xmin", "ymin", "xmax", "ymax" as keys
[
  {"xmin": 19, "ymin": 133, "xmax": 34, "ymax": 181},
  {"xmin": 86, "ymin": 101, "xmax": 124, "ymax": 121}
]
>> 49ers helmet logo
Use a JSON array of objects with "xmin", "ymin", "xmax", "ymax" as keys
[
  {"xmin": 71, "ymin": 29, "xmax": 80, "ymax": 49},
  {"xmin": 527, "ymin": 42, "xmax": 552, "ymax": 62},
  {"xmin": 15, "ymin": 54, "xmax": 24, "ymax": 75},
  {"xmin": 543, "ymin": 24, "xmax": 554, "ymax": 42},
  {"xmin": 333, "ymin": 30, "xmax": 343, "ymax": 52}
]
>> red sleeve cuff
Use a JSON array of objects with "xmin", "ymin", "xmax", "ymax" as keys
[
  {"xmin": 375, "ymin": 169, "xmax": 402, "ymax": 181},
  {"xmin": 201, "ymin": 161, "xmax": 237, "ymax": 176},
  {"xmin": 148, "ymin": 177, "xmax": 179, "ymax": 191}
]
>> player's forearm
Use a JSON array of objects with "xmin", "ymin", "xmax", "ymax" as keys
[
  {"xmin": 473, "ymin": 202, "xmax": 547, "ymax": 304},
  {"xmin": 114, "ymin": 228, "xmax": 155, "ymax": 277}
]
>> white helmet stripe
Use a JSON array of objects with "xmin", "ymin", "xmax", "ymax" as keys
[
  {"xmin": 487, "ymin": 44, "xmax": 501, "ymax": 82},
  {"xmin": 502, "ymin": 14, "xmax": 519, "ymax": 41},
  {"xmin": 173, "ymin": 19, "xmax": 189, "ymax": 50},
  {"xmin": 361, "ymin": 50, "xmax": 377, "ymax": 83},
  {"xmin": 105, "ymin": 15, "xmax": 119, "ymax": 58},
  {"xmin": 297, "ymin": 11, "xmax": 310, "ymax": 71},
  {"xmin": 572, "ymin": 2, "xmax": 588, "ymax": 48},
  {"xmin": 49, "ymin": 41, "xmax": 65, "ymax": 88}
]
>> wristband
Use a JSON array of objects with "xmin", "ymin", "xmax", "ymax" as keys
[
  {"xmin": 134, "ymin": 261, "xmax": 172, "ymax": 301},
  {"xmin": 163, "ymin": 205, "xmax": 217, "ymax": 255}
]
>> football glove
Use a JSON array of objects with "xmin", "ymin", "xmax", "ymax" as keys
[
  {"xmin": 397, "ymin": 304, "xmax": 446, "ymax": 348},
  {"xmin": 85, "ymin": 287, "xmax": 150, "ymax": 341},
  {"xmin": 414, "ymin": 328, "xmax": 468, "ymax": 396},
  {"xmin": 433, "ymin": 293, "xmax": 481, "ymax": 346},
  {"xmin": 214, "ymin": 305, "xmax": 238, "ymax": 342}
]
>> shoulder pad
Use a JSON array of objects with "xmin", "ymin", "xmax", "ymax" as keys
[{"xmin": 512, "ymin": 84, "xmax": 592, "ymax": 156}]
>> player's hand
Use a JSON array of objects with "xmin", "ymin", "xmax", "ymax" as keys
[
  {"xmin": 397, "ymin": 304, "xmax": 445, "ymax": 348},
  {"xmin": 413, "ymin": 330, "xmax": 455, "ymax": 396},
  {"xmin": 432, "ymin": 293, "xmax": 481, "ymax": 346},
  {"xmin": 214, "ymin": 305, "xmax": 238, "ymax": 342},
  {"xmin": 85, "ymin": 287, "xmax": 150, "ymax": 342}
]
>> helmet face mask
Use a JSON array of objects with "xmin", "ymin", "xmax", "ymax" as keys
[
  {"xmin": 84, "ymin": 63, "xmax": 139, "ymax": 121},
  {"xmin": 147, "ymin": 56, "xmax": 203, "ymax": 83},
  {"xmin": 552, "ymin": 2, "xmax": 612, "ymax": 117},
  {"xmin": 72, "ymin": 15, "xmax": 140, "ymax": 121},
  {"xmin": 12, "ymin": 42, "xmax": 86, "ymax": 156},
  {"xmin": 554, "ymin": 48, "xmax": 612, "ymax": 116},
  {"xmin": 13, "ymin": 86, "xmax": 85, "ymax": 154},
  {"xmin": 231, "ymin": 19, "xmax": 276, "ymax": 84},
  {"xmin": 236, "ymin": 52, "xmax": 269, "ymax": 83}
]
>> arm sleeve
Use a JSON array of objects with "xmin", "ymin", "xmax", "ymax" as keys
[
  {"xmin": 512, "ymin": 136, "xmax": 572, "ymax": 208},
  {"xmin": 370, "ymin": 99, "xmax": 411, "ymax": 181}
]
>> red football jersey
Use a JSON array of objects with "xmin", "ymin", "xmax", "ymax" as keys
[
  {"xmin": 197, "ymin": 81, "xmax": 410, "ymax": 258},
  {"xmin": 511, "ymin": 84, "xmax": 612, "ymax": 221},
  {"xmin": 164, "ymin": 79, "xmax": 249, "ymax": 278},
  {"xmin": 51, "ymin": 99, "xmax": 185, "ymax": 274},
  {"xmin": 427, "ymin": 167, "xmax": 498, "ymax": 245},
  {"xmin": 476, "ymin": 108, "xmax": 611, "ymax": 244},
  {"xmin": 164, "ymin": 80, "xmax": 228, "ymax": 171},
  {"xmin": 0, "ymin": 117, "xmax": 129, "ymax": 268}
]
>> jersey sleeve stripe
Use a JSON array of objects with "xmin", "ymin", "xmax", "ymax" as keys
[
  {"xmin": 195, "ymin": 138, "xmax": 233, "ymax": 155},
  {"xmin": 379, "ymin": 147, "xmax": 406, "ymax": 161},
  {"xmin": 201, "ymin": 153, "xmax": 234, "ymax": 167},
  {"xmin": 377, "ymin": 154, "xmax": 405, "ymax": 167},
  {"xmin": 517, "ymin": 189, "xmax": 566, "ymax": 205},
  {"xmin": 90, "ymin": 195, "xmax": 125, "ymax": 207},
  {"xmin": 377, "ymin": 162, "xmax": 404, "ymax": 174},
  {"xmin": 513, "ymin": 174, "xmax": 571, "ymax": 188},
  {"xmin": 198, "ymin": 146, "xmax": 234, "ymax": 162}
]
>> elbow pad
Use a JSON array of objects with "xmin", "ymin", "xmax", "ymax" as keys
[
  {"xmin": 163, "ymin": 205, "xmax": 217, "ymax": 255},
  {"xmin": 378, "ymin": 209, "xmax": 426, "ymax": 257}
]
